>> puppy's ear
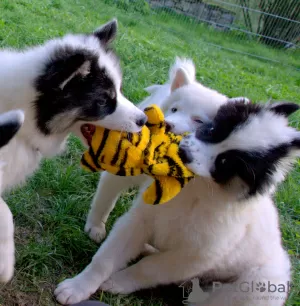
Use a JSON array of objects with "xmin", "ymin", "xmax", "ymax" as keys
[
  {"xmin": 268, "ymin": 102, "xmax": 299, "ymax": 117},
  {"xmin": 94, "ymin": 19, "xmax": 118, "ymax": 45},
  {"xmin": 171, "ymin": 67, "xmax": 192, "ymax": 92},
  {"xmin": 36, "ymin": 48, "xmax": 94, "ymax": 92},
  {"xmin": 0, "ymin": 110, "xmax": 24, "ymax": 148}
]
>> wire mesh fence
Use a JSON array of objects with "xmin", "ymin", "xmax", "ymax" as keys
[{"xmin": 106, "ymin": 0, "xmax": 300, "ymax": 70}]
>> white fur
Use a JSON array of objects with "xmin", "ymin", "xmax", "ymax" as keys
[
  {"xmin": 55, "ymin": 60, "xmax": 291, "ymax": 306},
  {"xmin": 0, "ymin": 23, "xmax": 144, "ymax": 282},
  {"xmin": 55, "ymin": 176, "xmax": 291, "ymax": 306}
]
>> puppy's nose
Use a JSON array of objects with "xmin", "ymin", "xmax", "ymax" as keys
[
  {"xmin": 178, "ymin": 146, "xmax": 193, "ymax": 164},
  {"xmin": 136, "ymin": 115, "xmax": 147, "ymax": 127},
  {"xmin": 165, "ymin": 122, "xmax": 174, "ymax": 133}
]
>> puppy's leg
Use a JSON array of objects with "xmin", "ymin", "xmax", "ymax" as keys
[
  {"xmin": 55, "ymin": 205, "xmax": 150, "ymax": 305},
  {"xmin": 100, "ymin": 250, "xmax": 217, "ymax": 294},
  {"xmin": 0, "ymin": 197, "xmax": 15, "ymax": 282},
  {"xmin": 85, "ymin": 172, "xmax": 146, "ymax": 243}
]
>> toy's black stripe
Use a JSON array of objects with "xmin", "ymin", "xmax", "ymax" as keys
[
  {"xmin": 89, "ymin": 146, "xmax": 100, "ymax": 168},
  {"xmin": 154, "ymin": 180, "xmax": 163, "ymax": 205},
  {"xmin": 127, "ymin": 132, "xmax": 133, "ymax": 142},
  {"xmin": 95, "ymin": 129, "xmax": 110, "ymax": 164},
  {"xmin": 155, "ymin": 142, "xmax": 165, "ymax": 154},
  {"xmin": 111, "ymin": 138, "xmax": 123, "ymax": 165},
  {"xmin": 165, "ymin": 156, "xmax": 183, "ymax": 177},
  {"xmin": 176, "ymin": 177, "xmax": 186, "ymax": 188},
  {"xmin": 146, "ymin": 122, "xmax": 164, "ymax": 128},
  {"xmin": 144, "ymin": 138, "xmax": 152, "ymax": 161},
  {"xmin": 135, "ymin": 132, "xmax": 142, "ymax": 147},
  {"xmin": 81, "ymin": 156, "xmax": 97, "ymax": 172},
  {"xmin": 116, "ymin": 148, "xmax": 128, "ymax": 176}
]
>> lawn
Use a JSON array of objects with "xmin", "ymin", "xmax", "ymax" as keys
[{"xmin": 0, "ymin": 0, "xmax": 299, "ymax": 305}]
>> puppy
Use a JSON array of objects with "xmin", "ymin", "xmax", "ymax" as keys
[
  {"xmin": 0, "ymin": 19, "xmax": 146, "ymax": 282},
  {"xmin": 55, "ymin": 100, "xmax": 297, "ymax": 306},
  {"xmin": 84, "ymin": 58, "xmax": 236, "ymax": 243}
]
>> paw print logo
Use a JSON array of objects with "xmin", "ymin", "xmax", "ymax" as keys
[{"xmin": 256, "ymin": 282, "xmax": 266, "ymax": 292}]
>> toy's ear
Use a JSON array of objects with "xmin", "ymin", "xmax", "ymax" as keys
[
  {"xmin": 171, "ymin": 67, "xmax": 193, "ymax": 92},
  {"xmin": 144, "ymin": 105, "xmax": 164, "ymax": 126}
]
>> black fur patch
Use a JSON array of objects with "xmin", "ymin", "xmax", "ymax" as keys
[
  {"xmin": 269, "ymin": 102, "xmax": 299, "ymax": 117},
  {"xmin": 211, "ymin": 144, "xmax": 290, "ymax": 196},
  {"xmin": 34, "ymin": 46, "xmax": 118, "ymax": 134},
  {"xmin": 0, "ymin": 119, "xmax": 22, "ymax": 148},
  {"xmin": 196, "ymin": 102, "xmax": 262, "ymax": 144}
]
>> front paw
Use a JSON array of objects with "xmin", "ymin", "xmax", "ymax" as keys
[
  {"xmin": 55, "ymin": 277, "xmax": 98, "ymax": 305},
  {"xmin": 100, "ymin": 271, "xmax": 137, "ymax": 294},
  {"xmin": 0, "ymin": 241, "xmax": 15, "ymax": 283},
  {"xmin": 84, "ymin": 220, "xmax": 106, "ymax": 243}
]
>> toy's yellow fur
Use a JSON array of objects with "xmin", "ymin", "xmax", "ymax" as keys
[{"xmin": 81, "ymin": 105, "xmax": 194, "ymax": 204}]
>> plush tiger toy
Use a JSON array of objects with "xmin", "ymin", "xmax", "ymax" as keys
[{"xmin": 81, "ymin": 104, "xmax": 195, "ymax": 205}]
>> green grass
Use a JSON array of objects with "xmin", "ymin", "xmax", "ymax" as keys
[{"xmin": 0, "ymin": 0, "xmax": 299, "ymax": 305}]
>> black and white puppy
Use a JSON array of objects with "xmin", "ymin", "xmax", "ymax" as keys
[
  {"xmin": 0, "ymin": 19, "xmax": 146, "ymax": 283},
  {"xmin": 55, "ymin": 100, "xmax": 298, "ymax": 306}
]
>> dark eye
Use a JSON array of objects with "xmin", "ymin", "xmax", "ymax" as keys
[
  {"xmin": 171, "ymin": 107, "xmax": 177, "ymax": 113},
  {"xmin": 216, "ymin": 155, "xmax": 231, "ymax": 170},
  {"xmin": 195, "ymin": 123, "xmax": 215, "ymax": 141},
  {"xmin": 110, "ymin": 91, "xmax": 116, "ymax": 100},
  {"xmin": 192, "ymin": 117, "xmax": 203, "ymax": 124},
  {"xmin": 220, "ymin": 158, "xmax": 227, "ymax": 165}
]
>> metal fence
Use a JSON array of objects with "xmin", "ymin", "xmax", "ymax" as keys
[{"xmin": 111, "ymin": 0, "xmax": 300, "ymax": 70}]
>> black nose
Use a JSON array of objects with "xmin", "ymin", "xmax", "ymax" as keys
[
  {"xmin": 136, "ymin": 115, "xmax": 147, "ymax": 127},
  {"xmin": 178, "ymin": 146, "xmax": 193, "ymax": 164},
  {"xmin": 165, "ymin": 122, "xmax": 174, "ymax": 133}
]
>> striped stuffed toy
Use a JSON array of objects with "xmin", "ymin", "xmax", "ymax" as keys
[{"xmin": 81, "ymin": 104, "xmax": 195, "ymax": 205}]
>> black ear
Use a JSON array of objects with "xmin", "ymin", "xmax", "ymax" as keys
[
  {"xmin": 94, "ymin": 19, "xmax": 118, "ymax": 45},
  {"xmin": 36, "ymin": 48, "xmax": 94, "ymax": 92},
  {"xmin": 0, "ymin": 110, "xmax": 24, "ymax": 148},
  {"xmin": 269, "ymin": 102, "xmax": 299, "ymax": 117}
]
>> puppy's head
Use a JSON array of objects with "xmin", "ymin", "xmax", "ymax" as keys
[
  {"xmin": 180, "ymin": 100, "xmax": 300, "ymax": 199},
  {"xmin": 0, "ymin": 110, "xmax": 24, "ymax": 148},
  {"xmin": 34, "ymin": 19, "xmax": 146, "ymax": 137},
  {"xmin": 161, "ymin": 58, "xmax": 228, "ymax": 135}
]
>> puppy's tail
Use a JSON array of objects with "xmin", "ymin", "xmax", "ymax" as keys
[{"xmin": 169, "ymin": 57, "xmax": 196, "ymax": 83}]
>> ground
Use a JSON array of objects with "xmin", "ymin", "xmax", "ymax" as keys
[{"xmin": 0, "ymin": 0, "xmax": 299, "ymax": 305}]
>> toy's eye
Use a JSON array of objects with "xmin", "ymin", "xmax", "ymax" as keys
[{"xmin": 171, "ymin": 107, "xmax": 178, "ymax": 113}]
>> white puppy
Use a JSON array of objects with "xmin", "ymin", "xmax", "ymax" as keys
[
  {"xmin": 84, "ymin": 58, "xmax": 230, "ymax": 243},
  {"xmin": 55, "ymin": 99, "xmax": 296, "ymax": 306}
]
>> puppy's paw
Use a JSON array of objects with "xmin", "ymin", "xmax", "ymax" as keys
[
  {"xmin": 55, "ymin": 277, "xmax": 97, "ymax": 305},
  {"xmin": 84, "ymin": 221, "xmax": 106, "ymax": 243},
  {"xmin": 100, "ymin": 271, "xmax": 137, "ymax": 294},
  {"xmin": 0, "ymin": 241, "xmax": 14, "ymax": 283}
]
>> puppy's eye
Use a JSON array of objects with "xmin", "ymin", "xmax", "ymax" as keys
[
  {"xmin": 221, "ymin": 158, "xmax": 227, "ymax": 165},
  {"xmin": 171, "ymin": 107, "xmax": 178, "ymax": 113},
  {"xmin": 192, "ymin": 116, "xmax": 203, "ymax": 124}
]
